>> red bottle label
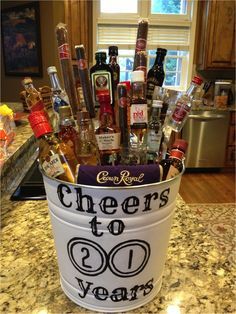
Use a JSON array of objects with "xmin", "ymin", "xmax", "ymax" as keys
[
  {"xmin": 58, "ymin": 44, "xmax": 70, "ymax": 60},
  {"xmin": 77, "ymin": 59, "xmax": 87, "ymax": 70},
  {"xmin": 136, "ymin": 38, "xmax": 147, "ymax": 51},
  {"xmin": 119, "ymin": 96, "xmax": 127, "ymax": 108},
  {"xmin": 172, "ymin": 102, "xmax": 190, "ymax": 122}
]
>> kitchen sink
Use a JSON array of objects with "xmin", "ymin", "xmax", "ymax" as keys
[{"xmin": 10, "ymin": 160, "xmax": 46, "ymax": 200}]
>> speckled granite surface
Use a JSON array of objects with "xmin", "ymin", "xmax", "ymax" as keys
[{"xmin": 1, "ymin": 194, "xmax": 235, "ymax": 314}]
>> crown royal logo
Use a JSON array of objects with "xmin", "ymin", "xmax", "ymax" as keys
[{"xmin": 97, "ymin": 170, "xmax": 144, "ymax": 186}]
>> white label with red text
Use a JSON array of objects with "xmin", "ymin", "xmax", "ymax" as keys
[
  {"xmin": 42, "ymin": 154, "xmax": 65, "ymax": 178},
  {"xmin": 95, "ymin": 133, "xmax": 120, "ymax": 151},
  {"xmin": 130, "ymin": 104, "xmax": 148, "ymax": 125}
]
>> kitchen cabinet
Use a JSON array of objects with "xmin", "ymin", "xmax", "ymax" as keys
[
  {"xmin": 195, "ymin": 0, "xmax": 235, "ymax": 70},
  {"xmin": 225, "ymin": 111, "xmax": 235, "ymax": 167}
]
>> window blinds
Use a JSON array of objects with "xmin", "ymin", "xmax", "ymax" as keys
[{"xmin": 97, "ymin": 25, "xmax": 190, "ymax": 50}]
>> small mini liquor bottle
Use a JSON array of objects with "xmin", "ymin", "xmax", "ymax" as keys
[
  {"xmin": 28, "ymin": 110, "xmax": 78, "ymax": 183},
  {"xmin": 77, "ymin": 110, "xmax": 100, "ymax": 165},
  {"xmin": 146, "ymin": 48, "xmax": 167, "ymax": 106},
  {"xmin": 165, "ymin": 76, "xmax": 203, "ymax": 132},
  {"xmin": 147, "ymin": 100, "xmax": 163, "ymax": 163},
  {"xmin": 58, "ymin": 105, "xmax": 78, "ymax": 159},
  {"xmin": 160, "ymin": 139, "xmax": 188, "ymax": 181},
  {"xmin": 22, "ymin": 77, "xmax": 45, "ymax": 111},
  {"xmin": 108, "ymin": 46, "xmax": 120, "ymax": 89},
  {"xmin": 90, "ymin": 51, "xmax": 115, "ymax": 113},
  {"xmin": 95, "ymin": 93, "xmax": 121, "ymax": 166}
]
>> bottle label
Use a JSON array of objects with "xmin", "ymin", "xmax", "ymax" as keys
[
  {"xmin": 171, "ymin": 102, "xmax": 190, "ymax": 122},
  {"xmin": 147, "ymin": 129, "xmax": 162, "ymax": 151},
  {"xmin": 77, "ymin": 59, "xmax": 88, "ymax": 70},
  {"xmin": 58, "ymin": 44, "xmax": 70, "ymax": 60},
  {"xmin": 91, "ymin": 71, "xmax": 113, "ymax": 106},
  {"xmin": 118, "ymin": 96, "xmax": 127, "ymax": 108},
  {"xmin": 95, "ymin": 133, "xmax": 120, "ymax": 151},
  {"xmin": 166, "ymin": 164, "xmax": 180, "ymax": 180},
  {"xmin": 42, "ymin": 154, "xmax": 65, "ymax": 178},
  {"xmin": 53, "ymin": 95, "xmax": 70, "ymax": 112},
  {"xmin": 130, "ymin": 104, "xmax": 148, "ymax": 125},
  {"xmin": 136, "ymin": 38, "xmax": 147, "ymax": 51}
]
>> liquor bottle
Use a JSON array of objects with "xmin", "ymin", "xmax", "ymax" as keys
[
  {"xmin": 117, "ymin": 83, "xmax": 129, "ymax": 148},
  {"xmin": 108, "ymin": 46, "xmax": 120, "ymax": 88},
  {"xmin": 28, "ymin": 110, "xmax": 78, "ymax": 183},
  {"xmin": 130, "ymin": 70, "xmax": 148, "ymax": 164},
  {"xmin": 133, "ymin": 19, "xmax": 149, "ymax": 70},
  {"xmin": 77, "ymin": 110, "xmax": 100, "ymax": 165},
  {"xmin": 75, "ymin": 45, "xmax": 96, "ymax": 118},
  {"xmin": 165, "ymin": 76, "xmax": 203, "ymax": 132},
  {"xmin": 146, "ymin": 48, "xmax": 167, "ymax": 106},
  {"xmin": 133, "ymin": 50, "xmax": 147, "ymax": 81},
  {"xmin": 47, "ymin": 66, "xmax": 70, "ymax": 112},
  {"xmin": 90, "ymin": 51, "xmax": 115, "ymax": 114},
  {"xmin": 22, "ymin": 78, "xmax": 59, "ymax": 132},
  {"xmin": 55, "ymin": 23, "xmax": 80, "ymax": 117},
  {"xmin": 58, "ymin": 105, "xmax": 78, "ymax": 159},
  {"xmin": 147, "ymin": 100, "xmax": 163, "ymax": 163},
  {"xmin": 95, "ymin": 93, "xmax": 121, "ymax": 166},
  {"xmin": 160, "ymin": 139, "xmax": 188, "ymax": 181},
  {"xmin": 22, "ymin": 77, "xmax": 44, "ymax": 111}
]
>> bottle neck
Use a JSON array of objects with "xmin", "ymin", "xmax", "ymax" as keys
[
  {"xmin": 109, "ymin": 55, "xmax": 117, "ymax": 63},
  {"xmin": 100, "ymin": 112, "xmax": 113, "ymax": 126},
  {"xmin": 186, "ymin": 82, "xmax": 198, "ymax": 97},
  {"xmin": 151, "ymin": 107, "xmax": 161, "ymax": 119},
  {"xmin": 59, "ymin": 116, "xmax": 74, "ymax": 127},
  {"xmin": 49, "ymin": 72, "xmax": 63, "ymax": 92},
  {"xmin": 96, "ymin": 57, "xmax": 106, "ymax": 65},
  {"xmin": 131, "ymin": 81, "xmax": 146, "ymax": 101},
  {"xmin": 154, "ymin": 53, "xmax": 165, "ymax": 66}
]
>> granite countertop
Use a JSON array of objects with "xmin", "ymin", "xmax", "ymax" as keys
[{"xmin": 1, "ymin": 193, "xmax": 235, "ymax": 313}]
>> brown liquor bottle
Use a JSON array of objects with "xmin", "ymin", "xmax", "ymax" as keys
[
  {"xmin": 28, "ymin": 110, "xmax": 78, "ymax": 183},
  {"xmin": 95, "ymin": 94, "xmax": 121, "ymax": 166}
]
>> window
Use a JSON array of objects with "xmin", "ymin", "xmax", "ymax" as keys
[{"xmin": 93, "ymin": 0, "xmax": 197, "ymax": 91}]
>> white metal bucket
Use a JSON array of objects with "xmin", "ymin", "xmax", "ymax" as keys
[{"xmin": 42, "ymin": 170, "xmax": 182, "ymax": 312}]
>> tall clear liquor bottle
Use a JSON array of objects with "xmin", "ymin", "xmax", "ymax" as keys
[
  {"xmin": 95, "ymin": 94, "xmax": 121, "ymax": 166},
  {"xmin": 108, "ymin": 46, "xmax": 120, "ymax": 89},
  {"xmin": 90, "ymin": 52, "xmax": 115, "ymax": 115},
  {"xmin": 147, "ymin": 100, "xmax": 163, "ymax": 163},
  {"xmin": 130, "ymin": 70, "xmax": 148, "ymax": 164},
  {"xmin": 146, "ymin": 48, "xmax": 167, "ymax": 106},
  {"xmin": 55, "ymin": 23, "xmax": 80, "ymax": 117},
  {"xmin": 165, "ymin": 76, "xmax": 203, "ymax": 132},
  {"xmin": 28, "ymin": 110, "xmax": 78, "ymax": 183},
  {"xmin": 47, "ymin": 66, "xmax": 70, "ymax": 112}
]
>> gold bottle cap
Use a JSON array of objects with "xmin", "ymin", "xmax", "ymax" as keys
[{"xmin": 22, "ymin": 77, "xmax": 33, "ymax": 85}]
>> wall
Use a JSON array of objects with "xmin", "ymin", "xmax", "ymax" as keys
[{"xmin": 1, "ymin": 0, "xmax": 65, "ymax": 102}]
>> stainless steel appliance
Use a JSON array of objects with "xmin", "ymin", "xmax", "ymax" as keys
[{"xmin": 182, "ymin": 110, "xmax": 230, "ymax": 168}]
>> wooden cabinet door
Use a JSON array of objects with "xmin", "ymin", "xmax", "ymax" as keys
[
  {"xmin": 64, "ymin": 0, "xmax": 93, "ymax": 63},
  {"xmin": 207, "ymin": 0, "xmax": 235, "ymax": 68},
  {"xmin": 196, "ymin": 0, "xmax": 235, "ymax": 69}
]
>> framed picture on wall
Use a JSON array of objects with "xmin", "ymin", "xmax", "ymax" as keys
[{"xmin": 1, "ymin": 1, "xmax": 42, "ymax": 77}]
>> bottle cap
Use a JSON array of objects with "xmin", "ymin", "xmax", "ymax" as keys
[
  {"xmin": 75, "ymin": 44, "xmax": 85, "ymax": 60},
  {"xmin": 131, "ymin": 70, "xmax": 144, "ymax": 82},
  {"xmin": 192, "ymin": 76, "xmax": 203, "ymax": 85},
  {"xmin": 28, "ymin": 111, "xmax": 52, "ymax": 138},
  {"xmin": 108, "ymin": 46, "xmax": 118, "ymax": 56},
  {"xmin": 47, "ymin": 66, "xmax": 57, "ymax": 74},
  {"xmin": 120, "ymin": 81, "xmax": 131, "ymax": 91},
  {"xmin": 95, "ymin": 51, "xmax": 107, "ymax": 61},
  {"xmin": 156, "ymin": 48, "xmax": 167, "ymax": 56},
  {"xmin": 22, "ymin": 77, "xmax": 32, "ymax": 86},
  {"xmin": 58, "ymin": 105, "xmax": 72, "ymax": 119},
  {"xmin": 172, "ymin": 139, "xmax": 188, "ymax": 152},
  {"xmin": 152, "ymin": 100, "xmax": 163, "ymax": 108}
]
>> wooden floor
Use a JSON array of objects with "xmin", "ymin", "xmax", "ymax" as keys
[{"xmin": 179, "ymin": 170, "xmax": 236, "ymax": 203}]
